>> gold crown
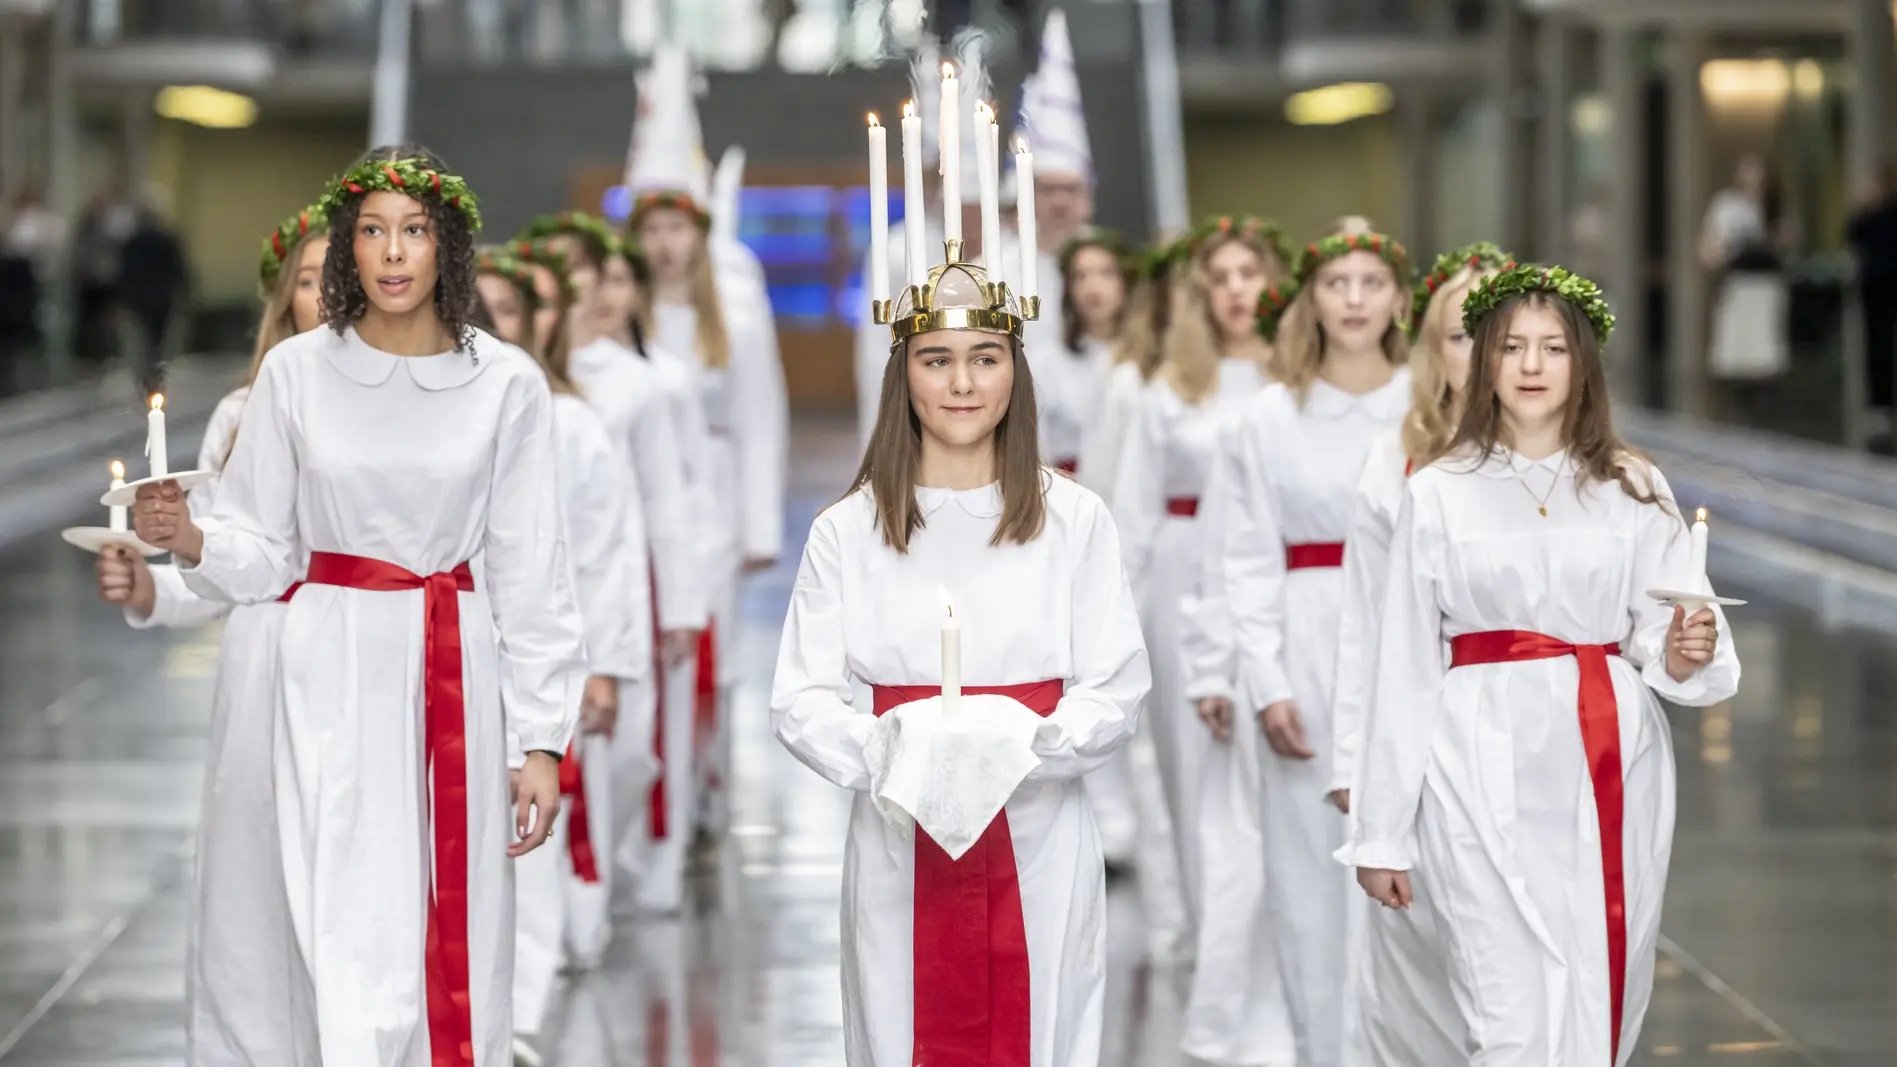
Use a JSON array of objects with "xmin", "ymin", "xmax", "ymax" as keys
[{"xmin": 874, "ymin": 239, "xmax": 1041, "ymax": 347}]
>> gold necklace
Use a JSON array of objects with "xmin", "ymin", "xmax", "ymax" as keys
[{"xmin": 1513, "ymin": 465, "xmax": 1559, "ymax": 516}]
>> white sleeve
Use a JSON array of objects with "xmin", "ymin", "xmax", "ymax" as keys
[
  {"xmin": 1024, "ymin": 492, "xmax": 1151, "ymax": 782},
  {"xmin": 664, "ymin": 362, "xmax": 724, "ymax": 573},
  {"xmin": 729, "ymin": 308, "xmax": 787, "ymax": 560},
  {"xmin": 1329, "ymin": 465, "xmax": 1398, "ymax": 796},
  {"xmin": 1107, "ymin": 385, "xmax": 1167, "ymax": 601},
  {"xmin": 483, "ymin": 373, "xmax": 588, "ymax": 756},
  {"xmin": 1078, "ymin": 366, "xmax": 1137, "ymax": 504},
  {"xmin": 627, "ymin": 386, "xmax": 707, "ymax": 631},
  {"xmin": 563, "ymin": 412, "xmax": 652, "ymax": 683},
  {"xmin": 1626, "ymin": 466, "xmax": 1741, "ymax": 706},
  {"xmin": 1179, "ymin": 418, "xmax": 1239, "ymax": 703},
  {"xmin": 770, "ymin": 511, "xmax": 875, "ymax": 790},
  {"xmin": 1221, "ymin": 416, "xmax": 1296, "ymax": 713},
  {"xmin": 1338, "ymin": 484, "xmax": 1447, "ymax": 871},
  {"xmin": 181, "ymin": 356, "xmax": 299, "ymax": 605},
  {"xmin": 127, "ymin": 561, "xmax": 235, "ymax": 630}
]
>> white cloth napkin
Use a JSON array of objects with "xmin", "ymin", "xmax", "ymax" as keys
[{"xmin": 864, "ymin": 693, "xmax": 1046, "ymax": 859}]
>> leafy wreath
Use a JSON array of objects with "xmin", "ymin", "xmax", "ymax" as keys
[
  {"xmin": 517, "ymin": 210, "xmax": 619, "ymax": 254},
  {"xmin": 1292, "ymin": 231, "xmax": 1412, "ymax": 287},
  {"xmin": 257, "ymin": 204, "xmax": 328, "ymax": 291},
  {"xmin": 504, "ymin": 237, "xmax": 576, "ymax": 302},
  {"xmin": 475, "ymin": 249, "xmax": 542, "ymax": 316},
  {"xmin": 1461, "ymin": 264, "xmax": 1616, "ymax": 345},
  {"xmin": 1184, "ymin": 214, "xmax": 1292, "ymax": 273},
  {"xmin": 1411, "ymin": 241, "xmax": 1517, "ymax": 333},
  {"xmin": 1139, "ymin": 235, "xmax": 1190, "ymax": 282},
  {"xmin": 316, "ymin": 157, "xmax": 482, "ymax": 234},
  {"xmin": 1254, "ymin": 279, "xmax": 1301, "ymax": 344},
  {"xmin": 1058, "ymin": 227, "xmax": 1137, "ymax": 281},
  {"xmin": 628, "ymin": 189, "xmax": 711, "ymax": 231}
]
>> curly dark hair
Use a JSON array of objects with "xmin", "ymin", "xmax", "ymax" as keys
[{"xmin": 321, "ymin": 143, "xmax": 482, "ymax": 351}]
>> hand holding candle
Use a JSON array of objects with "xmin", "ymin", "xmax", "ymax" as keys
[
  {"xmin": 867, "ymin": 113, "xmax": 890, "ymax": 312},
  {"xmin": 146, "ymin": 394, "xmax": 168, "ymax": 478},
  {"xmin": 940, "ymin": 586, "xmax": 961, "ymax": 716}
]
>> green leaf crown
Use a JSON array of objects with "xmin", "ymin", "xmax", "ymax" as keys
[
  {"xmin": 1057, "ymin": 227, "xmax": 1137, "ymax": 281},
  {"xmin": 504, "ymin": 237, "xmax": 576, "ymax": 302},
  {"xmin": 1411, "ymin": 241, "xmax": 1517, "ymax": 333},
  {"xmin": 1254, "ymin": 279, "xmax": 1301, "ymax": 344},
  {"xmin": 1292, "ymin": 231, "xmax": 1412, "ymax": 287},
  {"xmin": 1461, "ymin": 264, "xmax": 1616, "ymax": 345},
  {"xmin": 475, "ymin": 249, "xmax": 542, "ymax": 316},
  {"xmin": 628, "ymin": 190, "xmax": 711, "ymax": 231},
  {"xmin": 517, "ymin": 211, "xmax": 619, "ymax": 252},
  {"xmin": 257, "ymin": 203, "xmax": 328, "ymax": 291},
  {"xmin": 1186, "ymin": 215, "xmax": 1292, "ymax": 273},
  {"xmin": 317, "ymin": 157, "xmax": 481, "ymax": 234}
]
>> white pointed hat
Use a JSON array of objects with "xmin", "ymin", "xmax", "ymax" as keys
[
  {"xmin": 709, "ymin": 144, "xmax": 745, "ymax": 244},
  {"xmin": 626, "ymin": 42, "xmax": 711, "ymax": 219},
  {"xmin": 1020, "ymin": 9, "xmax": 1092, "ymax": 182}
]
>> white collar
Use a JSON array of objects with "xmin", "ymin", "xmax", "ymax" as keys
[
  {"xmin": 915, "ymin": 482, "xmax": 1005, "ymax": 519},
  {"xmin": 1304, "ymin": 366, "xmax": 1410, "ymax": 419},
  {"xmin": 1473, "ymin": 445, "xmax": 1572, "ymax": 479},
  {"xmin": 321, "ymin": 325, "xmax": 495, "ymax": 391}
]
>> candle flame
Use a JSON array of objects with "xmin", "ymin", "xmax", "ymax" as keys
[
  {"xmin": 938, "ymin": 585, "xmax": 954, "ymax": 619},
  {"xmin": 1015, "ymin": 134, "xmax": 1030, "ymax": 154},
  {"xmin": 868, "ymin": 111, "xmax": 880, "ymax": 127},
  {"xmin": 976, "ymin": 101, "xmax": 992, "ymax": 123},
  {"xmin": 942, "ymin": 61, "xmax": 955, "ymax": 79},
  {"xmin": 903, "ymin": 99, "xmax": 914, "ymax": 119},
  {"xmin": 1696, "ymin": 507, "xmax": 1708, "ymax": 523},
  {"xmin": 149, "ymin": 393, "xmax": 165, "ymax": 411},
  {"xmin": 109, "ymin": 459, "xmax": 124, "ymax": 479}
]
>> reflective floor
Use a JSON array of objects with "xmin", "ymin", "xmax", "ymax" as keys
[{"xmin": 0, "ymin": 416, "xmax": 1891, "ymax": 1066}]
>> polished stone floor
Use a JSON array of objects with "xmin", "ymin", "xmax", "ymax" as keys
[{"xmin": 0, "ymin": 415, "xmax": 1892, "ymax": 1066}]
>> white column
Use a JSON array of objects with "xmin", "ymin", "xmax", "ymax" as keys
[
  {"xmin": 1667, "ymin": 29, "xmax": 1710, "ymax": 418},
  {"xmin": 1136, "ymin": 0, "xmax": 1190, "ymax": 234},
  {"xmin": 1487, "ymin": 0, "xmax": 1529, "ymax": 253},
  {"xmin": 1603, "ymin": 23, "xmax": 1649, "ymax": 404},
  {"xmin": 1534, "ymin": 14, "xmax": 1574, "ymax": 264},
  {"xmin": 0, "ymin": 14, "xmax": 24, "ymax": 193},
  {"xmin": 370, "ymin": 0, "xmax": 414, "ymax": 147},
  {"xmin": 1849, "ymin": 0, "xmax": 1893, "ymax": 196}
]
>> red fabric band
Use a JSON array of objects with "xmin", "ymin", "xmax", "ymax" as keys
[
  {"xmin": 559, "ymin": 741, "xmax": 601, "ymax": 884},
  {"xmin": 1165, "ymin": 497, "xmax": 1199, "ymax": 517},
  {"xmin": 1054, "ymin": 458, "xmax": 1078, "ymax": 475},
  {"xmin": 647, "ymin": 560, "xmax": 667, "ymax": 840},
  {"xmin": 303, "ymin": 550, "xmax": 478, "ymax": 1067},
  {"xmin": 1449, "ymin": 629, "xmax": 1627, "ymax": 1063},
  {"xmin": 1285, "ymin": 541, "xmax": 1346, "ymax": 569}
]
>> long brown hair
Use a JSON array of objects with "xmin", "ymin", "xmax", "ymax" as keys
[
  {"xmin": 1059, "ymin": 233, "xmax": 1134, "ymax": 351},
  {"xmin": 1111, "ymin": 272, "xmax": 1176, "ymax": 383},
  {"xmin": 849, "ymin": 334, "xmax": 1047, "ymax": 554},
  {"xmin": 1271, "ymin": 260, "xmax": 1410, "ymax": 402},
  {"xmin": 1449, "ymin": 292, "xmax": 1661, "ymax": 507},
  {"xmin": 1401, "ymin": 266, "xmax": 1488, "ymax": 465},
  {"xmin": 510, "ymin": 254, "xmax": 580, "ymax": 398},
  {"xmin": 1160, "ymin": 232, "xmax": 1286, "ymax": 404}
]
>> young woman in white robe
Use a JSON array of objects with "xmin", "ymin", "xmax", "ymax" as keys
[
  {"xmin": 634, "ymin": 195, "xmax": 787, "ymax": 843},
  {"xmin": 96, "ymin": 212, "xmax": 329, "ymax": 1067},
  {"xmin": 771, "ymin": 258, "xmax": 1150, "ymax": 1067},
  {"xmin": 1217, "ymin": 230, "xmax": 1414, "ymax": 1067},
  {"xmin": 133, "ymin": 145, "xmax": 586, "ymax": 1067},
  {"xmin": 1345, "ymin": 267, "xmax": 1739, "ymax": 1067},
  {"xmin": 1327, "ymin": 243, "xmax": 1515, "ymax": 1067},
  {"xmin": 1076, "ymin": 242, "xmax": 1178, "ymax": 501}
]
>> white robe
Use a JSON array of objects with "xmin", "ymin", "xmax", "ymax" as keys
[
  {"xmin": 1036, "ymin": 336, "xmax": 1112, "ymax": 472},
  {"xmin": 182, "ymin": 326, "xmax": 587, "ymax": 1067},
  {"xmin": 1341, "ymin": 448, "xmax": 1741, "ymax": 1067},
  {"xmin": 1218, "ymin": 371, "xmax": 1409, "ymax": 1067},
  {"xmin": 127, "ymin": 386, "xmax": 319, "ymax": 1067},
  {"xmin": 771, "ymin": 476, "xmax": 1151, "ymax": 1067},
  {"xmin": 1328, "ymin": 427, "xmax": 1466, "ymax": 1066},
  {"xmin": 514, "ymin": 391, "xmax": 655, "ymax": 1037},
  {"xmin": 1077, "ymin": 360, "xmax": 1145, "ymax": 503}
]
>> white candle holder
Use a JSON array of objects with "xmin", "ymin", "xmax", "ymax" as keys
[
  {"xmin": 100, "ymin": 469, "xmax": 213, "ymax": 507},
  {"xmin": 60, "ymin": 526, "xmax": 164, "ymax": 557},
  {"xmin": 1646, "ymin": 589, "xmax": 1747, "ymax": 610}
]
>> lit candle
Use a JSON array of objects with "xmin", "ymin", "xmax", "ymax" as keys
[
  {"xmin": 867, "ymin": 113, "xmax": 890, "ymax": 310},
  {"xmin": 1015, "ymin": 136, "xmax": 1038, "ymax": 306},
  {"xmin": 940, "ymin": 61, "xmax": 960, "ymax": 244},
  {"xmin": 939, "ymin": 586, "xmax": 961, "ymax": 715},
  {"xmin": 1689, "ymin": 507, "xmax": 1710, "ymax": 595},
  {"xmin": 146, "ymin": 394, "xmax": 168, "ymax": 478},
  {"xmin": 976, "ymin": 101, "xmax": 1000, "ymax": 277},
  {"xmin": 901, "ymin": 100, "xmax": 927, "ymax": 289},
  {"xmin": 108, "ymin": 460, "xmax": 127, "ymax": 533}
]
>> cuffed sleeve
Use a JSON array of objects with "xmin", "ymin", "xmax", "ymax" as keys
[
  {"xmin": 1221, "ymin": 414, "xmax": 1296, "ymax": 713},
  {"xmin": 771, "ymin": 510, "xmax": 876, "ymax": 790},
  {"xmin": 1625, "ymin": 465, "xmax": 1741, "ymax": 707},
  {"xmin": 129, "ymin": 562, "xmax": 235, "ymax": 630},
  {"xmin": 181, "ymin": 354, "xmax": 300, "ymax": 605}
]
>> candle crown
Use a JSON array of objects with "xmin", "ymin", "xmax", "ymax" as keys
[{"xmin": 878, "ymin": 239, "xmax": 1038, "ymax": 343}]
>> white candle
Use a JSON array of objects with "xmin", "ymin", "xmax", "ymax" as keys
[
  {"xmin": 108, "ymin": 460, "xmax": 127, "ymax": 532},
  {"xmin": 901, "ymin": 100, "xmax": 927, "ymax": 289},
  {"xmin": 940, "ymin": 62, "xmax": 960, "ymax": 244},
  {"xmin": 1689, "ymin": 507, "xmax": 1710, "ymax": 594},
  {"xmin": 976, "ymin": 102, "xmax": 1000, "ymax": 277},
  {"xmin": 1015, "ymin": 137, "xmax": 1038, "ymax": 306},
  {"xmin": 939, "ymin": 586, "xmax": 961, "ymax": 715},
  {"xmin": 867, "ymin": 113, "xmax": 890, "ymax": 310},
  {"xmin": 146, "ymin": 394, "xmax": 168, "ymax": 478}
]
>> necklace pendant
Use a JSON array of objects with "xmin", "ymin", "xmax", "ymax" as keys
[{"xmin": 1538, "ymin": 506, "xmax": 1548, "ymax": 517}]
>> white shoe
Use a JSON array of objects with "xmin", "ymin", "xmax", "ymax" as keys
[{"xmin": 512, "ymin": 1035, "xmax": 544, "ymax": 1067}]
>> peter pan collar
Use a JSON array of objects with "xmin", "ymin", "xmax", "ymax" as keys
[
  {"xmin": 322, "ymin": 325, "xmax": 495, "ymax": 391},
  {"xmin": 1473, "ymin": 446, "xmax": 1572, "ymax": 479},
  {"xmin": 1305, "ymin": 366, "xmax": 1411, "ymax": 420},
  {"xmin": 915, "ymin": 482, "xmax": 1005, "ymax": 519}
]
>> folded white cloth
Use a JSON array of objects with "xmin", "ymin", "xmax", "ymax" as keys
[{"xmin": 865, "ymin": 693, "xmax": 1046, "ymax": 859}]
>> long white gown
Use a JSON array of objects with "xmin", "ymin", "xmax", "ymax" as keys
[
  {"xmin": 1037, "ymin": 336, "xmax": 1112, "ymax": 474},
  {"xmin": 1218, "ymin": 371, "xmax": 1409, "ymax": 1067},
  {"xmin": 771, "ymin": 475, "xmax": 1151, "ymax": 1067},
  {"xmin": 181, "ymin": 326, "xmax": 587, "ymax": 1067},
  {"xmin": 126, "ymin": 386, "xmax": 318, "ymax": 1067},
  {"xmin": 1327, "ymin": 427, "xmax": 1466, "ymax": 1066},
  {"xmin": 513, "ymin": 391, "xmax": 654, "ymax": 1037},
  {"xmin": 1341, "ymin": 449, "xmax": 1741, "ymax": 1067},
  {"xmin": 1077, "ymin": 359, "xmax": 1145, "ymax": 501}
]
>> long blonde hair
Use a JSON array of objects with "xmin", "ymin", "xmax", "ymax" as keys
[
  {"xmin": 685, "ymin": 238, "xmax": 732, "ymax": 369},
  {"xmin": 1160, "ymin": 232, "xmax": 1286, "ymax": 404},
  {"xmin": 1271, "ymin": 261, "xmax": 1411, "ymax": 402},
  {"xmin": 1401, "ymin": 266, "xmax": 1487, "ymax": 465}
]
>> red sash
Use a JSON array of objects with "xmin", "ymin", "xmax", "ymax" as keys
[
  {"xmin": 277, "ymin": 582, "xmax": 303, "ymax": 602},
  {"xmin": 695, "ymin": 621, "xmax": 718, "ymax": 751},
  {"xmin": 1449, "ymin": 630, "xmax": 1627, "ymax": 1063},
  {"xmin": 559, "ymin": 741, "xmax": 601, "ymax": 883},
  {"xmin": 647, "ymin": 561, "xmax": 668, "ymax": 839},
  {"xmin": 870, "ymin": 679, "xmax": 1064, "ymax": 1067},
  {"xmin": 1054, "ymin": 458, "xmax": 1078, "ymax": 475},
  {"xmin": 1285, "ymin": 541, "xmax": 1345, "ymax": 570},
  {"xmin": 1165, "ymin": 497, "xmax": 1199, "ymax": 517},
  {"xmin": 303, "ymin": 550, "xmax": 478, "ymax": 1067}
]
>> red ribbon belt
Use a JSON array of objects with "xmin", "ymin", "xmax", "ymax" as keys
[
  {"xmin": 1054, "ymin": 458, "xmax": 1078, "ymax": 475},
  {"xmin": 1449, "ymin": 630, "xmax": 1627, "ymax": 1063},
  {"xmin": 277, "ymin": 581, "xmax": 304, "ymax": 602},
  {"xmin": 647, "ymin": 560, "xmax": 668, "ymax": 840},
  {"xmin": 1165, "ymin": 497, "xmax": 1199, "ymax": 517},
  {"xmin": 1285, "ymin": 541, "xmax": 1345, "ymax": 569},
  {"xmin": 304, "ymin": 550, "xmax": 478, "ymax": 1067},
  {"xmin": 559, "ymin": 741, "xmax": 601, "ymax": 884},
  {"xmin": 695, "ymin": 620, "xmax": 718, "ymax": 750},
  {"xmin": 870, "ymin": 679, "xmax": 1063, "ymax": 1067}
]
